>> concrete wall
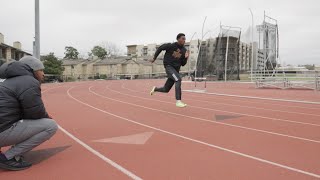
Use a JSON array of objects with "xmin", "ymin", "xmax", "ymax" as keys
[
  {"xmin": 5, "ymin": 48, "xmax": 11, "ymax": 61},
  {"xmin": 147, "ymin": 44, "xmax": 157, "ymax": 57},
  {"xmin": 239, "ymin": 42, "xmax": 251, "ymax": 71},
  {"xmin": 127, "ymin": 45, "xmax": 137, "ymax": 56},
  {"xmin": 13, "ymin": 42, "xmax": 21, "ymax": 50},
  {"xmin": 63, "ymin": 63, "xmax": 84, "ymax": 77},
  {"xmin": 136, "ymin": 45, "xmax": 144, "ymax": 57},
  {"xmin": 0, "ymin": 33, "xmax": 4, "ymax": 44},
  {"xmin": 126, "ymin": 63, "xmax": 140, "ymax": 74}
]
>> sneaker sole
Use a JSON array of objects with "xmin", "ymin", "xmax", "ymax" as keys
[
  {"xmin": 0, "ymin": 162, "xmax": 32, "ymax": 171},
  {"xmin": 176, "ymin": 104, "xmax": 187, "ymax": 108}
]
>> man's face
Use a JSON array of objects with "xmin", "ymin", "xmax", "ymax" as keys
[
  {"xmin": 177, "ymin": 36, "xmax": 186, "ymax": 46},
  {"xmin": 34, "ymin": 70, "xmax": 45, "ymax": 83}
]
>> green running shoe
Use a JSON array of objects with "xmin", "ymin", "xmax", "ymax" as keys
[{"xmin": 176, "ymin": 101, "xmax": 187, "ymax": 108}]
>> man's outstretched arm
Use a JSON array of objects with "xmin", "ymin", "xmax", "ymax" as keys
[{"xmin": 151, "ymin": 43, "xmax": 171, "ymax": 63}]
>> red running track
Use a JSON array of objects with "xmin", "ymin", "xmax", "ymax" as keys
[{"xmin": 1, "ymin": 80, "xmax": 319, "ymax": 180}]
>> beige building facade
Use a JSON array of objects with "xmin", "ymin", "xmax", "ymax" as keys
[
  {"xmin": 62, "ymin": 57, "xmax": 166, "ymax": 80},
  {"xmin": 62, "ymin": 38, "xmax": 256, "ymax": 80},
  {"xmin": 0, "ymin": 32, "xmax": 31, "ymax": 65}
]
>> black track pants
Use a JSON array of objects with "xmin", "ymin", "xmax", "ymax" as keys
[{"xmin": 155, "ymin": 66, "xmax": 182, "ymax": 100}]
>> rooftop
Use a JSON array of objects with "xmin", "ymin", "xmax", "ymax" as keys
[{"xmin": 0, "ymin": 43, "xmax": 32, "ymax": 56}]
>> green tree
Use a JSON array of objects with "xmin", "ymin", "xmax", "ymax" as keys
[
  {"xmin": 304, "ymin": 64, "xmax": 315, "ymax": 70},
  {"xmin": 90, "ymin": 46, "xmax": 108, "ymax": 59},
  {"xmin": 64, "ymin": 46, "xmax": 79, "ymax": 59},
  {"xmin": 41, "ymin": 53, "xmax": 64, "ymax": 75}
]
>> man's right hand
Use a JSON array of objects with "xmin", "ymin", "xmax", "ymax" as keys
[{"xmin": 149, "ymin": 59, "xmax": 156, "ymax": 63}]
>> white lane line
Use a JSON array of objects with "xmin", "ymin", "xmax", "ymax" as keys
[
  {"xmin": 122, "ymin": 84, "xmax": 320, "ymax": 117},
  {"xmin": 68, "ymin": 86, "xmax": 320, "ymax": 179},
  {"xmin": 184, "ymin": 90, "xmax": 320, "ymax": 105},
  {"xmin": 121, "ymin": 84, "xmax": 320, "ymax": 127},
  {"xmin": 58, "ymin": 125, "xmax": 142, "ymax": 180},
  {"xmin": 42, "ymin": 85, "xmax": 69, "ymax": 93},
  {"xmin": 127, "ymin": 81, "xmax": 320, "ymax": 111},
  {"xmin": 101, "ymin": 85, "xmax": 320, "ymax": 144},
  {"xmin": 43, "ymin": 86, "xmax": 142, "ymax": 180}
]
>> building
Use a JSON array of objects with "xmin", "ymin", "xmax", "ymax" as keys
[
  {"xmin": 62, "ymin": 56, "xmax": 167, "ymax": 80},
  {"xmin": 239, "ymin": 42, "xmax": 251, "ymax": 72},
  {"xmin": 62, "ymin": 59, "xmax": 88, "ymax": 79},
  {"xmin": 127, "ymin": 37, "xmax": 255, "ymax": 81},
  {"xmin": 0, "ymin": 32, "xmax": 32, "ymax": 65},
  {"xmin": 64, "ymin": 38, "xmax": 256, "ymax": 81},
  {"xmin": 126, "ymin": 45, "xmax": 138, "ymax": 57},
  {"xmin": 256, "ymin": 50, "xmax": 265, "ymax": 70},
  {"xmin": 127, "ymin": 40, "xmax": 199, "ymax": 74},
  {"xmin": 127, "ymin": 44, "xmax": 165, "ymax": 58}
]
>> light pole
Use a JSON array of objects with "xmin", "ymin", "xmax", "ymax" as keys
[
  {"xmin": 220, "ymin": 25, "xmax": 241, "ymax": 82},
  {"xmin": 188, "ymin": 32, "xmax": 197, "ymax": 78},
  {"xmin": 249, "ymin": 8, "xmax": 254, "ymax": 82},
  {"xmin": 195, "ymin": 16, "xmax": 207, "ymax": 87},
  {"xmin": 35, "ymin": 0, "xmax": 40, "ymax": 59},
  {"xmin": 224, "ymin": 35, "xmax": 230, "ymax": 82}
]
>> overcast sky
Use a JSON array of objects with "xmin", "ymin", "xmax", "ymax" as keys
[{"xmin": 1, "ymin": 0, "xmax": 319, "ymax": 65}]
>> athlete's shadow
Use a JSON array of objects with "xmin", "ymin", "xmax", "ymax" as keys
[{"xmin": 24, "ymin": 145, "xmax": 71, "ymax": 165}]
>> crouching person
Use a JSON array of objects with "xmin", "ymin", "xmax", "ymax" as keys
[{"xmin": 0, "ymin": 56, "xmax": 58, "ymax": 171}]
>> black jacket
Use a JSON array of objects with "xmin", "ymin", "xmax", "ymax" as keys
[
  {"xmin": 0, "ymin": 61, "xmax": 49, "ymax": 133},
  {"xmin": 153, "ymin": 42, "xmax": 188, "ymax": 69}
]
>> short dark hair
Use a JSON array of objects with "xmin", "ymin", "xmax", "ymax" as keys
[{"xmin": 176, "ymin": 33, "xmax": 185, "ymax": 40}]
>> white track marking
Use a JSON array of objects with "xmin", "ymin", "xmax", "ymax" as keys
[
  {"xmin": 58, "ymin": 125, "xmax": 142, "ymax": 180},
  {"xmin": 184, "ymin": 90, "xmax": 320, "ymax": 105},
  {"xmin": 67, "ymin": 86, "xmax": 320, "ymax": 179},
  {"xmin": 42, "ymin": 85, "xmax": 69, "ymax": 93},
  {"xmin": 123, "ymin": 84, "xmax": 320, "ymax": 117},
  {"xmin": 98, "ymin": 85, "xmax": 320, "ymax": 143},
  {"xmin": 120, "ymin": 84, "xmax": 320, "ymax": 127},
  {"xmin": 42, "ymin": 86, "xmax": 142, "ymax": 180},
  {"xmin": 129, "ymin": 81, "xmax": 320, "ymax": 111}
]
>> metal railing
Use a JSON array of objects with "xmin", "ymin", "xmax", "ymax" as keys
[{"xmin": 253, "ymin": 70, "xmax": 320, "ymax": 91}]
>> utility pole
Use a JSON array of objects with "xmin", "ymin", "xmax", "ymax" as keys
[
  {"xmin": 195, "ymin": 16, "xmax": 207, "ymax": 87},
  {"xmin": 188, "ymin": 32, "xmax": 197, "ymax": 79},
  {"xmin": 35, "ymin": 0, "xmax": 40, "ymax": 59},
  {"xmin": 224, "ymin": 35, "xmax": 229, "ymax": 82},
  {"xmin": 249, "ymin": 8, "xmax": 254, "ymax": 82}
]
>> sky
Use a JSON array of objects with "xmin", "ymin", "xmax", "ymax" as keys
[{"xmin": 1, "ymin": 0, "xmax": 319, "ymax": 65}]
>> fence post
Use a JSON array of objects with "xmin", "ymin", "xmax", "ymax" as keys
[{"xmin": 316, "ymin": 71, "xmax": 319, "ymax": 91}]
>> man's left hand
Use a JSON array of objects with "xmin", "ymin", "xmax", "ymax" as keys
[{"xmin": 185, "ymin": 51, "xmax": 190, "ymax": 59}]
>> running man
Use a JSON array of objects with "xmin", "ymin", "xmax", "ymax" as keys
[{"xmin": 150, "ymin": 33, "xmax": 189, "ymax": 107}]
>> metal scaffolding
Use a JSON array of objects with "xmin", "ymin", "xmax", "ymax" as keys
[{"xmin": 256, "ymin": 12, "xmax": 279, "ymax": 76}]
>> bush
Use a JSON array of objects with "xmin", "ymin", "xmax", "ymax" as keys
[
  {"xmin": 100, "ymin": 74, "xmax": 107, "ymax": 79},
  {"xmin": 94, "ymin": 76, "xmax": 100, "ymax": 79},
  {"xmin": 67, "ymin": 77, "xmax": 75, "ymax": 82}
]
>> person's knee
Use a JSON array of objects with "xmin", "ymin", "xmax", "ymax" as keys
[
  {"xmin": 175, "ymin": 79, "xmax": 182, "ymax": 85},
  {"xmin": 44, "ymin": 119, "xmax": 58, "ymax": 136}
]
